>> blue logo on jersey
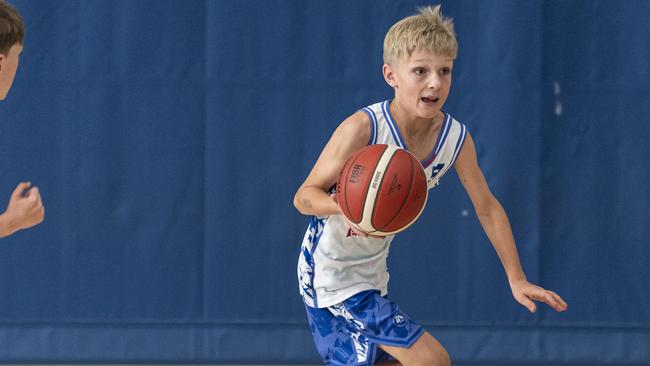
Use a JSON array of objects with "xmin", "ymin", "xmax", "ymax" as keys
[{"xmin": 430, "ymin": 163, "xmax": 445, "ymax": 181}]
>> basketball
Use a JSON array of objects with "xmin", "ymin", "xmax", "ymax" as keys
[{"xmin": 337, "ymin": 144, "xmax": 428, "ymax": 236}]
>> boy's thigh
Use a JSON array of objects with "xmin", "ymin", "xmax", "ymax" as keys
[{"xmin": 379, "ymin": 332, "xmax": 450, "ymax": 366}]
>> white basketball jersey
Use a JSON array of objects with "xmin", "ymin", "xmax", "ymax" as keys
[{"xmin": 298, "ymin": 100, "xmax": 468, "ymax": 308}]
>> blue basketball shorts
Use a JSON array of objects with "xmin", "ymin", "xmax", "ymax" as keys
[{"xmin": 304, "ymin": 290, "xmax": 425, "ymax": 366}]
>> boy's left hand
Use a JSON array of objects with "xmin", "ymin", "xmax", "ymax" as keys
[{"xmin": 510, "ymin": 279, "xmax": 568, "ymax": 313}]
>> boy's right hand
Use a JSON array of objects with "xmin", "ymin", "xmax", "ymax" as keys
[
  {"xmin": 331, "ymin": 193, "xmax": 385, "ymax": 239},
  {"xmin": 2, "ymin": 182, "xmax": 45, "ymax": 235}
]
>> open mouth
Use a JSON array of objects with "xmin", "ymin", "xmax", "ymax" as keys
[{"xmin": 421, "ymin": 96, "xmax": 439, "ymax": 104}]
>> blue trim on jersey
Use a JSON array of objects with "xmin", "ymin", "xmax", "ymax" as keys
[
  {"xmin": 422, "ymin": 112, "xmax": 452, "ymax": 168},
  {"xmin": 435, "ymin": 121, "xmax": 468, "ymax": 180},
  {"xmin": 362, "ymin": 107, "xmax": 378, "ymax": 145},
  {"xmin": 303, "ymin": 216, "xmax": 328, "ymax": 308},
  {"xmin": 300, "ymin": 245, "xmax": 317, "ymax": 306},
  {"xmin": 450, "ymin": 123, "xmax": 467, "ymax": 165},
  {"xmin": 381, "ymin": 101, "xmax": 405, "ymax": 149},
  {"xmin": 383, "ymin": 100, "xmax": 454, "ymax": 169},
  {"xmin": 308, "ymin": 216, "xmax": 328, "ymax": 255},
  {"xmin": 434, "ymin": 112, "xmax": 452, "ymax": 156}
]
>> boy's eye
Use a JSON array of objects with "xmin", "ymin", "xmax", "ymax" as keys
[
  {"xmin": 414, "ymin": 68, "xmax": 426, "ymax": 75},
  {"xmin": 440, "ymin": 68, "xmax": 451, "ymax": 75}
]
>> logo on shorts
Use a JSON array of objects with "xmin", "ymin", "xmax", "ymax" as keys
[{"xmin": 393, "ymin": 313, "xmax": 407, "ymax": 327}]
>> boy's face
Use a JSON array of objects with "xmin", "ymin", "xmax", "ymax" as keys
[
  {"xmin": 0, "ymin": 43, "xmax": 23, "ymax": 100},
  {"xmin": 383, "ymin": 49, "xmax": 453, "ymax": 120}
]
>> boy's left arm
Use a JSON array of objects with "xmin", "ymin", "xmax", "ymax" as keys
[{"xmin": 454, "ymin": 132, "xmax": 568, "ymax": 313}]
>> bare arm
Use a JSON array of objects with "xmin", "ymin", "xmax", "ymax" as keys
[
  {"xmin": 455, "ymin": 133, "xmax": 567, "ymax": 312},
  {"xmin": 293, "ymin": 111, "xmax": 371, "ymax": 217}
]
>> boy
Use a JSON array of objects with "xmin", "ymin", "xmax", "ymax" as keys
[
  {"xmin": 294, "ymin": 6, "xmax": 567, "ymax": 366},
  {"xmin": 0, "ymin": 0, "xmax": 45, "ymax": 238}
]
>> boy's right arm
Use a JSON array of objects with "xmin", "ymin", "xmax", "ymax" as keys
[
  {"xmin": 0, "ymin": 182, "xmax": 45, "ymax": 238},
  {"xmin": 293, "ymin": 111, "xmax": 371, "ymax": 217}
]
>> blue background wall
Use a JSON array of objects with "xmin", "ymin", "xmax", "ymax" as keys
[{"xmin": 0, "ymin": 0, "xmax": 648, "ymax": 364}]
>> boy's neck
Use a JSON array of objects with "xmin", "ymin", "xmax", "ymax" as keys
[{"xmin": 389, "ymin": 99, "xmax": 444, "ymax": 137}]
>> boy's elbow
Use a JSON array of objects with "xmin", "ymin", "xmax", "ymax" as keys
[
  {"xmin": 293, "ymin": 190, "xmax": 307, "ymax": 215},
  {"xmin": 293, "ymin": 193, "xmax": 302, "ymax": 212}
]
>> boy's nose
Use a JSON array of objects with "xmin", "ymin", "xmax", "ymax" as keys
[{"xmin": 428, "ymin": 76, "xmax": 440, "ymax": 89}]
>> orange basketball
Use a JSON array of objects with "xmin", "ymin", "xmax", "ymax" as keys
[{"xmin": 336, "ymin": 144, "xmax": 428, "ymax": 236}]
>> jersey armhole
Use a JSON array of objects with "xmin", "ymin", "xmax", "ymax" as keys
[
  {"xmin": 360, "ymin": 107, "xmax": 378, "ymax": 145},
  {"xmin": 450, "ymin": 123, "xmax": 468, "ymax": 166}
]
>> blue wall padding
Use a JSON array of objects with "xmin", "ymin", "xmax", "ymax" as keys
[{"xmin": 0, "ymin": 0, "xmax": 647, "ymax": 363}]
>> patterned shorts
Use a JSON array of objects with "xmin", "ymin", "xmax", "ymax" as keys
[{"xmin": 304, "ymin": 290, "xmax": 425, "ymax": 366}]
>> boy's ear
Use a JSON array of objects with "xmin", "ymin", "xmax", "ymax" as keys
[{"xmin": 382, "ymin": 64, "xmax": 397, "ymax": 88}]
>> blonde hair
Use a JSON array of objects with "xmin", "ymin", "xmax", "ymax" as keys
[{"xmin": 383, "ymin": 5, "xmax": 457, "ymax": 65}]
